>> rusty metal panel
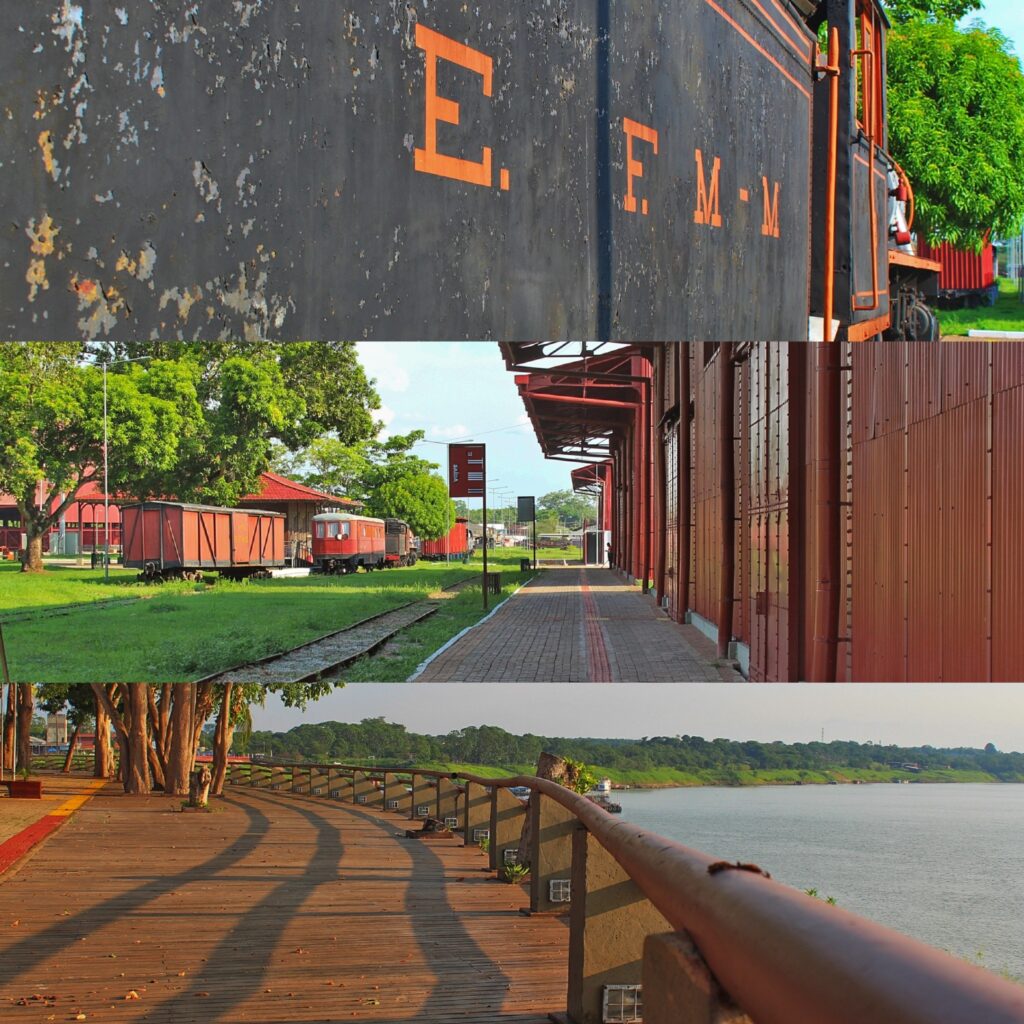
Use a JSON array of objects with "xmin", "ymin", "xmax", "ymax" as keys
[
  {"xmin": 906, "ymin": 399, "xmax": 989, "ymax": 681},
  {"xmin": 852, "ymin": 430, "xmax": 906, "ymax": 682},
  {"xmin": 918, "ymin": 241, "xmax": 995, "ymax": 292},
  {"xmin": 992, "ymin": 385, "xmax": 1024, "ymax": 681},
  {"xmin": 993, "ymin": 343, "xmax": 1024, "ymax": 394},
  {"xmin": 906, "ymin": 341, "xmax": 943, "ymax": 426},
  {"xmin": 2, "ymin": 0, "xmax": 814, "ymax": 341},
  {"xmin": 940, "ymin": 344, "xmax": 990, "ymax": 414},
  {"xmin": 663, "ymin": 424, "xmax": 680, "ymax": 620}
]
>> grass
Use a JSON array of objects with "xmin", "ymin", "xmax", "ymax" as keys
[
  {"xmin": 938, "ymin": 276, "xmax": 1024, "ymax": 335},
  {"xmin": 1, "ymin": 550, "xmax": 534, "ymax": 683}
]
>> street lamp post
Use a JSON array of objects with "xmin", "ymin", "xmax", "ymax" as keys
[{"xmin": 103, "ymin": 355, "xmax": 151, "ymax": 581}]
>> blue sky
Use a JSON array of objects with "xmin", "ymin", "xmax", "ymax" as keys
[
  {"xmin": 355, "ymin": 342, "xmax": 587, "ymax": 509},
  {"xmin": 252, "ymin": 684, "xmax": 1024, "ymax": 751},
  {"xmin": 963, "ymin": 1, "xmax": 1024, "ymax": 59}
]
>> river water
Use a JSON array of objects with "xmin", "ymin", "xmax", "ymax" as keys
[{"xmin": 615, "ymin": 783, "xmax": 1024, "ymax": 981}]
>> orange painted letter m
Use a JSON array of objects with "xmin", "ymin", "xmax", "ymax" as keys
[{"xmin": 693, "ymin": 149, "xmax": 722, "ymax": 228}]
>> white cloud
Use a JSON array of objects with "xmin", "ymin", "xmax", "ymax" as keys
[
  {"xmin": 357, "ymin": 342, "xmax": 411, "ymax": 393},
  {"xmin": 430, "ymin": 423, "xmax": 470, "ymax": 439},
  {"xmin": 376, "ymin": 403, "xmax": 396, "ymax": 439}
]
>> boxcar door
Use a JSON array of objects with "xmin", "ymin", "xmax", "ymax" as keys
[
  {"xmin": 231, "ymin": 512, "xmax": 251, "ymax": 564},
  {"xmin": 747, "ymin": 346, "xmax": 795, "ymax": 682}
]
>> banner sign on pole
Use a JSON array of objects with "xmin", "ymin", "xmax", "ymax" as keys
[
  {"xmin": 449, "ymin": 444, "xmax": 486, "ymax": 499},
  {"xmin": 517, "ymin": 496, "xmax": 535, "ymax": 522}
]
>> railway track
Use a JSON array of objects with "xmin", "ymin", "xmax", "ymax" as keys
[{"xmin": 197, "ymin": 574, "xmax": 483, "ymax": 685}]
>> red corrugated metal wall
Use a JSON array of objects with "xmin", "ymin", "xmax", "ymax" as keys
[
  {"xmin": 692, "ymin": 347, "xmax": 722, "ymax": 624},
  {"xmin": 992, "ymin": 370, "xmax": 1024, "ymax": 681},
  {"xmin": 851, "ymin": 343, "xmax": 1018, "ymax": 682}
]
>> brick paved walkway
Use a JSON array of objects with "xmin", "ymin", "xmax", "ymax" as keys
[{"xmin": 414, "ymin": 568, "xmax": 742, "ymax": 682}]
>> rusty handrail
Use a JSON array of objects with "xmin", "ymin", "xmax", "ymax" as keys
[{"xmin": 237, "ymin": 761, "xmax": 1024, "ymax": 1022}]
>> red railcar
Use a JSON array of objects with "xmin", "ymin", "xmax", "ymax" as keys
[
  {"xmin": 420, "ymin": 518, "xmax": 473, "ymax": 561},
  {"xmin": 917, "ymin": 240, "xmax": 997, "ymax": 307},
  {"xmin": 312, "ymin": 513, "xmax": 387, "ymax": 574},
  {"xmin": 121, "ymin": 502, "xmax": 285, "ymax": 581},
  {"xmin": 384, "ymin": 518, "xmax": 417, "ymax": 567}
]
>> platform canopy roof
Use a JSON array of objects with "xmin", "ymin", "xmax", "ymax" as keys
[{"xmin": 500, "ymin": 343, "xmax": 653, "ymax": 465}]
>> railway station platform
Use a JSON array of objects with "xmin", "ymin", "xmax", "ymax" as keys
[
  {"xmin": 0, "ymin": 781, "xmax": 566, "ymax": 1024},
  {"xmin": 414, "ymin": 567, "xmax": 742, "ymax": 683}
]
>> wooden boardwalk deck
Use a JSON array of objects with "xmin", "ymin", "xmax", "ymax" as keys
[{"xmin": 0, "ymin": 784, "xmax": 568, "ymax": 1023}]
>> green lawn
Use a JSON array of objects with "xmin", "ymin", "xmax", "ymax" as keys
[
  {"xmin": 938, "ymin": 277, "xmax": 1024, "ymax": 335},
  {"xmin": 2, "ymin": 550, "xmax": 533, "ymax": 683}
]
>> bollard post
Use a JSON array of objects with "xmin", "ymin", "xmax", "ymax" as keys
[
  {"xmin": 642, "ymin": 933, "xmax": 753, "ymax": 1024},
  {"xmin": 565, "ymin": 829, "xmax": 672, "ymax": 1024},
  {"xmin": 490, "ymin": 787, "xmax": 528, "ymax": 873},
  {"xmin": 528, "ymin": 792, "xmax": 576, "ymax": 913}
]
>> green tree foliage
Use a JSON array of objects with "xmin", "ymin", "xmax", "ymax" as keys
[
  {"xmin": 887, "ymin": 18, "xmax": 1024, "ymax": 248},
  {"xmin": 241, "ymin": 719, "xmax": 1024, "ymax": 783},
  {"xmin": 538, "ymin": 490, "xmax": 597, "ymax": 530},
  {"xmin": 882, "ymin": 0, "xmax": 981, "ymax": 23},
  {"xmin": 0, "ymin": 344, "xmax": 183, "ymax": 570},
  {"xmin": 281, "ymin": 429, "xmax": 455, "ymax": 538}
]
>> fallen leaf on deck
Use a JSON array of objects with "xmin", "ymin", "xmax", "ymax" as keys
[{"xmin": 125, "ymin": 991, "xmax": 140, "ymax": 1001}]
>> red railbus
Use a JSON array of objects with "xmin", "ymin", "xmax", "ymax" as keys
[{"xmin": 312, "ymin": 513, "xmax": 387, "ymax": 574}]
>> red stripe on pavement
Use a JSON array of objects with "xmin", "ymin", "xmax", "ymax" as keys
[
  {"xmin": 0, "ymin": 815, "xmax": 66, "ymax": 875},
  {"xmin": 579, "ymin": 571, "xmax": 613, "ymax": 682}
]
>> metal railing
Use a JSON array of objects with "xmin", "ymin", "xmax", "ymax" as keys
[{"xmin": 227, "ymin": 761, "xmax": 1024, "ymax": 1024}]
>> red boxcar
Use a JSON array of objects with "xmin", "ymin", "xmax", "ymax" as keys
[
  {"xmin": 420, "ymin": 517, "xmax": 473, "ymax": 561},
  {"xmin": 121, "ymin": 502, "xmax": 285, "ymax": 580},
  {"xmin": 384, "ymin": 518, "xmax": 417, "ymax": 567},
  {"xmin": 917, "ymin": 240, "xmax": 996, "ymax": 306},
  {"xmin": 312, "ymin": 513, "xmax": 386, "ymax": 574}
]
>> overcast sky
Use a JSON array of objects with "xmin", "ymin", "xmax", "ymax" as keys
[
  {"xmin": 251, "ymin": 685, "xmax": 1024, "ymax": 752},
  {"xmin": 355, "ymin": 342, "xmax": 587, "ymax": 507}
]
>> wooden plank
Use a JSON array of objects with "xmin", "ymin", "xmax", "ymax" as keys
[{"xmin": 0, "ymin": 785, "xmax": 567, "ymax": 1023}]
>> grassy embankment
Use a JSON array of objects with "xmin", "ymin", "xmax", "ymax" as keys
[
  {"xmin": 938, "ymin": 277, "xmax": 1024, "ymax": 335},
  {"xmin": 0, "ymin": 551, "xmax": 533, "ymax": 683}
]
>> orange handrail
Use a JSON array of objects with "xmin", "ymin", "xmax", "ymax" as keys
[
  {"xmin": 820, "ymin": 27, "xmax": 841, "ymax": 340},
  {"xmin": 851, "ymin": 43, "xmax": 881, "ymax": 312}
]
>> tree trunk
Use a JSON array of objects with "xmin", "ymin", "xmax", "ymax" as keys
[
  {"xmin": 21, "ymin": 530, "xmax": 45, "ymax": 573},
  {"xmin": 517, "ymin": 752, "xmax": 571, "ymax": 865},
  {"xmin": 2, "ymin": 687, "xmax": 14, "ymax": 772},
  {"xmin": 166, "ymin": 683, "xmax": 196, "ymax": 796},
  {"xmin": 191, "ymin": 683, "xmax": 215, "ymax": 759},
  {"xmin": 16, "ymin": 684, "xmax": 33, "ymax": 772},
  {"xmin": 62, "ymin": 723, "xmax": 81, "ymax": 773},
  {"xmin": 210, "ymin": 683, "xmax": 233, "ymax": 797},
  {"xmin": 124, "ymin": 684, "xmax": 151, "ymax": 795},
  {"xmin": 148, "ymin": 685, "xmax": 171, "ymax": 785},
  {"xmin": 94, "ymin": 691, "xmax": 115, "ymax": 779}
]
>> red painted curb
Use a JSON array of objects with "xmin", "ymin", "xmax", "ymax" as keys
[
  {"xmin": 0, "ymin": 814, "xmax": 65, "ymax": 875},
  {"xmin": 579, "ymin": 570, "xmax": 613, "ymax": 682}
]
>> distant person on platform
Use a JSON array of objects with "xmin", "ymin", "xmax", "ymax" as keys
[{"xmin": 606, "ymin": 543, "xmax": 612, "ymax": 567}]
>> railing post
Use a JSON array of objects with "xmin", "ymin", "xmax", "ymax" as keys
[
  {"xmin": 411, "ymin": 774, "xmax": 435, "ymax": 820},
  {"xmin": 529, "ymin": 791, "xmax": 576, "ymax": 913},
  {"xmin": 643, "ymin": 933, "xmax": 753, "ymax": 1024},
  {"xmin": 382, "ymin": 772, "xmax": 401, "ymax": 813},
  {"xmin": 270, "ymin": 765, "xmax": 288, "ymax": 791},
  {"xmin": 329, "ymin": 769, "xmax": 349, "ymax": 800},
  {"xmin": 490, "ymin": 787, "xmax": 527, "ymax": 872},
  {"xmin": 564, "ymin": 828, "xmax": 672, "ymax": 1024},
  {"xmin": 463, "ymin": 782, "xmax": 491, "ymax": 849},
  {"xmin": 352, "ymin": 770, "xmax": 376, "ymax": 806},
  {"xmin": 309, "ymin": 764, "xmax": 328, "ymax": 796},
  {"xmin": 252, "ymin": 764, "xmax": 268, "ymax": 787},
  {"xmin": 437, "ymin": 777, "xmax": 461, "ymax": 830}
]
